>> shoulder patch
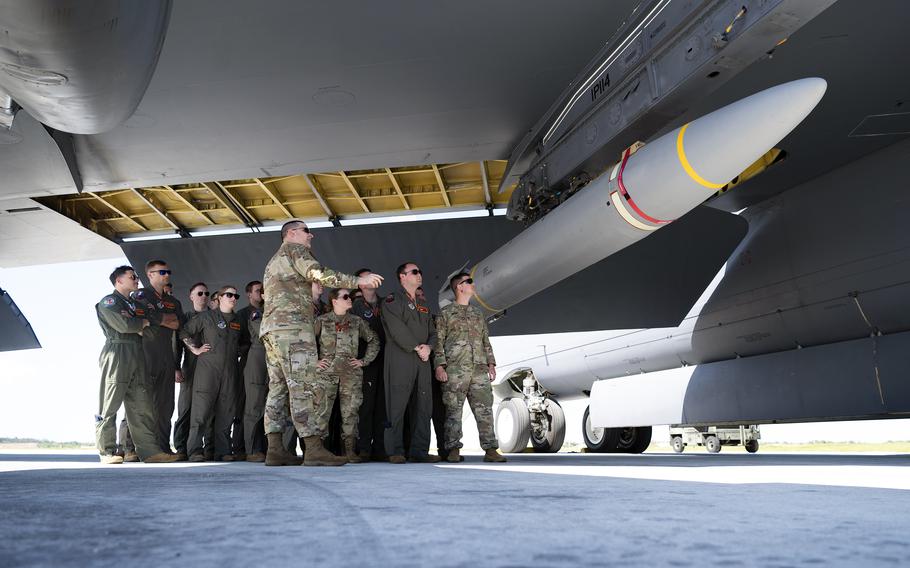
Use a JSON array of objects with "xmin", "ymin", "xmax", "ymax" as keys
[
  {"xmin": 102, "ymin": 297, "xmax": 116, "ymax": 307},
  {"xmin": 131, "ymin": 290, "xmax": 146, "ymax": 300},
  {"xmin": 385, "ymin": 294, "xmax": 395, "ymax": 304},
  {"xmin": 251, "ymin": 310, "xmax": 261, "ymax": 321}
]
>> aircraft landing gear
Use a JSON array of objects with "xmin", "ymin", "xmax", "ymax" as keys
[
  {"xmin": 582, "ymin": 406, "xmax": 652, "ymax": 453},
  {"xmin": 494, "ymin": 370, "xmax": 566, "ymax": 453}
]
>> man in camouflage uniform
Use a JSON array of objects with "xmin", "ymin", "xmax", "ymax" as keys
[
  {"xmin": 315, "ymin": 288, "xmax": 379, "ymax": 463},
  {"xmin": 434, "ymin": 272, "xmax": 506, "ymax": 463},
  {"xmin": 261, "ymin": 220, "xmax": 383, "ymax": 466},
  {"xmin": 95, "ymin": 266, "xmax": 179, "ymax": 464}
]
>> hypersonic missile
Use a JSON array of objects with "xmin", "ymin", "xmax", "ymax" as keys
[{"xmin": 440, "ymin": 78, "xmax": 827, "ymax": 317}]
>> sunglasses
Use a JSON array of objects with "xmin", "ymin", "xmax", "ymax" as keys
[
  {"xmin": 151, "ymin": 269, "xmax": 172, "ymax": 276},
  {"xmin": 222, "ymin": 292, "xmax": 240, "ymax": 299},
  {"xmin": 457, "ymin": 278, "xmax": 474, "ymax": 286},
  {"xmin": 403, "ymin": 268, "xmax": 422, "ymax": 276},
  {"xmin": 337, "ymin": 294, "xmax": 351, "ymax": 301},
  {"xmin": 291, "ymin": 226, "xmax": 311, "ymax": 234},
  {"xmin": 126, "ymin": 274, "xmax": 138, "ymax": 281},
  {"xmin": 195, "ymin": 291, "xmax": 210, "ymax": 297}
]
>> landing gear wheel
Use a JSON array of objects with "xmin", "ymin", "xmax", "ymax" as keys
[
  {"xmin": 582, "ymin": 406, "xmax": 619, "ymax": 453},
  {"xmin": 744, "ymin": 439, "xmax": 759, "ymax": 453},
  {"xmin": 627, "ymin": 426, "xmax": 651, "ymax": 454},
  {"xmin": 671, "ymin": 436, "xmax": 685, "ymax": 453},
  {"xmin": 530, "ymin": 399, "xmax": 566, "ymax": 453},
  {"xmin": 705, "ymin": 435, "xmax": 721, "ymax": 454},
  {"xmin": 495, "ymin": 398, "xmax": 531, "ymax": 453}
]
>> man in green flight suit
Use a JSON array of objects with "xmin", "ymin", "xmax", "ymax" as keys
[
  {"xmin": 381, "ymin": 262, "xmax": 439, "ymax": 464},
  {"xmin": 95, "ymin": 266, "xmax": 179, "ymax": 464},
  {"xmin": 260, "ymin": 220, "xmax": 383, "ymax": 466},
  {"xmin": 434, "ymin": 272, "xmax": 506, "ymax": 463},
  {"xmin": 238, "ymin": 280, "xmax": 268, "ymax": 461}
]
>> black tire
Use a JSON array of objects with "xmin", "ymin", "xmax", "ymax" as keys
[
  {"xmin": 495, "ymin": 398, "xmax": 531, "ymax": 453},
  {"xmin": 671, "ymin": 436, "xmax": 685, "ymax": 453},
  {"xmin": 628, "ymin": 426, "xmax": 652, "ymax": 454},
  {"xmin": 530, "ymin": 399, "xmax": 566, "ymax": 453},
  {"xmin": 582, "ymin": 406, "xmax": 620, "ymax": 452},
  {"xmin": 705, "ymin": 435, "xmax": 721, "ymax": 453},
  {"xmin": 744, "ymin": 439, "xmax": 759, "ymax": 453}
]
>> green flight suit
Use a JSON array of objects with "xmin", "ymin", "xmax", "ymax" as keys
[
  {"xmin": 381, "ymin": 289, "xmax": 436, "ymax": 458},
  {"xmin": 352, "ymin": 295, "xmax": 387, "ymax": 457},
  {"xmin": 180, "ymin": 309, "xmax": 242, "ymax": 458},
  {"xmin": 174, "ymin": 308, "xmax": 212, "ymax": 455},
  {"xmin": 133, "ymin": 287, "xmax": 185, "ymax": 452},
  {"xmin": 238, "ymin": 305, "xmax": 268, "ymax": 455},
  {"xmin": 94, "ymin": 291, "xmax": 160, "ymax": 460}
]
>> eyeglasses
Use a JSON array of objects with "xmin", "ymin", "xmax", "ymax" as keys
[
  {"xmin": 125, "ymin": 274, "xmax": 138, "ymax": 281},
  {"xmin": 403, "ymin": 268, "xmax": 422, "ymax": 276},
  {"xmin": 151, "ymin": 270, "xmax": 172, "ymax": 276},
  {"xmin": 338, "ymin": 294, "xmax": 351, "ymax": 301},
  {"xmin": 222, "ymin": 292, "xmax": 240, "ymax": 299},
  {"xmin": 457, "ymin": 278, "xmax": 474, "ymax": 286},
  {"xmin": 195, "ymin": 291, "xmax": 210, "ymax": 297},
  {"xmin": 291, "ymin": 226, "xmax": 311, "ymax": 234}
]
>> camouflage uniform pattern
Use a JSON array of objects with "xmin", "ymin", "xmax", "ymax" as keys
[
  {"xmin": 260, "ymin": 241, "xmax": 358, "ymax": 437},
  {"xmin": 94, "ymin": 291, "xmax": 160, "ymax": 460},
  {"xmin": 314, "ymin": 312, "xmax": 379, "ymax": 440},
  {"xmin": 434, "ymin": 303, "xmax": 498, "ymax": 450}
]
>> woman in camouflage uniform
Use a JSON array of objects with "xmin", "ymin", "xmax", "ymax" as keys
[{"xmin": 315, "ymin": 288, "xmax": 379, "ymax": 463}]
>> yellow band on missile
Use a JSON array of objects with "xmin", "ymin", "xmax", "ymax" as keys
[
  {"xmin": 676, "ymin": 123, "xmax": 725, "ymax": 189},
  {"xmin": 469, "ymin": 265, "xmax": 501, "ymax": 313}
]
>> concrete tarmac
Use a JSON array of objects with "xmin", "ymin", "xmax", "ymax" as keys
[{"xmin": 0, "ymin": 450, "xmax": 908, "ymax": 567}]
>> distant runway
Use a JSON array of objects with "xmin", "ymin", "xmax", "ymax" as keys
[{"xmin": 1, "ymin": 451, "xmax": 908, "ymax": 567}]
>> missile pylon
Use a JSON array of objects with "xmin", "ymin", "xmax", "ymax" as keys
[{"xmin": 441, "ymin": 78, "xmax": 827, "ymax": 316}]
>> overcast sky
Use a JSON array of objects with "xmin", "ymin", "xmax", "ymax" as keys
[{"xmin": 0, "ymin": 255, "xmax": 907, "ymax": 446}]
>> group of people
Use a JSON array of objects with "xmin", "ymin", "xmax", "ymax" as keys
[{"xmin": 94, "ymin": 219, "xmax": 506, "ymax": 466}]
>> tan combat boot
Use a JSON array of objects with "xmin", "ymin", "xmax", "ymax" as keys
[
  {"xmin": 445, "ymin": 448, "xmax": 463, "ymax": 463},
  {"xmin": 144, "ymin": 452, "xmax": 181, "ymax": 463},
  {"xmin": 388, "ymin": 455, "xmax": 406, "ymax": 464},
  {"xmin": 483, "ymin": 449, "xmax": 507, "ymax": 463},
  {"xmin": 265, "ymin": 432, "xmax": 303, "ymax": 466},
  {"xmin": 246, "ymin": 452, "xmax": 266, "ymax": 462},
  {"xmin": 123, "ymin": 451, "xmax": 139, "ymax": 463},
  {"xmin": 303, "ymin": 436, "xmax": 347, "ymax": 466},
  {"xmin": 343, "ymin": 438, "xmax": 362, "ymax": 464},
  {"xmin": 99, "ymin": 454, "xmax": 123, "ymax": 465}
]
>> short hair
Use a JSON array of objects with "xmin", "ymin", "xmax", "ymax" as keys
[
  {"xmin": 449, "ymin": 272, "xmax": 470, "ymax": 291},
  {"xmin": 145, "ymin": 259, "xmax": 167, "ymax": 272},
  {"xmin": 328, "ymin": 288, "xmax": 350, "ymax": 305},
  {"xmin": 281, "ymin": 220, "xmax": 305, "ymax": 241},
  {"xmin": 355, "ymin": 268, "xmax": 372, "ymax": 277},
  {"xmin": 109, "ymin": 266, "xmax": 134, "ymax": 285},
  {"xmin": 189, "ymin": 282, "xmax": 207, "ymax": 293},
  {"xmin": 218, "ymin": 285, "xmax": 237, "ymax": 296},
  {"xmin": 396, "ymin": 262, "xmax": 416, "ymax": 280},
  {"xmin": 245, "ymin": 280, "xmax": 262, "ymax": 293}
]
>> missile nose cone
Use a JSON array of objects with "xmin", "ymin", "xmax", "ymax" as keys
[{"xmin": 674, "ymin": 77, "xmax": 827, "ymax": 190}]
